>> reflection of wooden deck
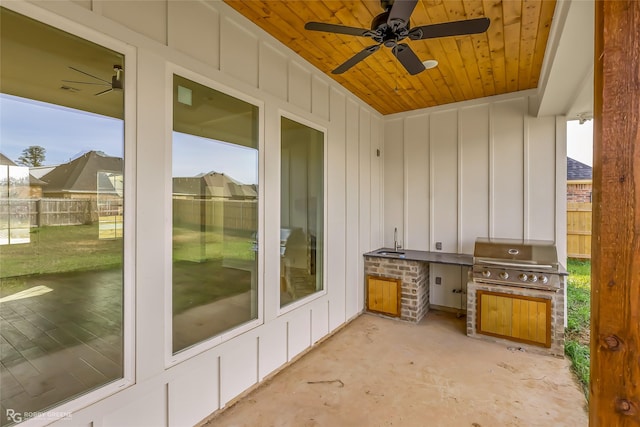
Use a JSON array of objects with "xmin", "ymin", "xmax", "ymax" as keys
[
  {"xmin": 0, "ymin": 262, "xmax": 254, "ymax": 422},
  {"xmin": 0, "ymin": 269, "xmax": 123, "ymax": 425}
]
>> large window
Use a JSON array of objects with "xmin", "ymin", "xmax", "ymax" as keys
[
  {"xmin": 172, "ymin": 75, "xmax": 259, "ymax": 354},
  {"xmin": 280, "ymin": 117, "xmax": 324, "ymax": 307},
  {"xmin": 0, "ymin": 8, "xmax": 125, "ymax": 425}
]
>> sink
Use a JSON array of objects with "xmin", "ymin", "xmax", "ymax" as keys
[{"xmin": 376, "ymin": 250, "xmax": 405, "ymax": 256}]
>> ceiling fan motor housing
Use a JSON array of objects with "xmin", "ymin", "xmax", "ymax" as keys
[
  {"xmin": 371, "ymin": 11, "xmax": 410, "ymax": 47},
  {"xmin": 112, "ymin": 65, "xmax": 123, "ymax": 90}
]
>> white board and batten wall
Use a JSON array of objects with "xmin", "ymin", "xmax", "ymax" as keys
[
  {"xmin": 383, "ymin": 94, "xmax": 567, "ymax": 309},
  {"xmin": 8, "ymin": 1, "xmax": 383, "ymax": 426}
]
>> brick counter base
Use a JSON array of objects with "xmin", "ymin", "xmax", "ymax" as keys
[{"xmin": 364, "ymin": 256, "xmax": 429, "ymax": 322}]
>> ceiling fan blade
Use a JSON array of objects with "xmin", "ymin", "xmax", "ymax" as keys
[
  {"xmin": 68, "ymin": 66, "xmax": 111, "ymax": 84},
  {"xmin": 392, "ymin": 43, "xmax": 425, "ymax": 75},
  {"xmin": 409, "ymin": 17, "xmax": 491, "ymax": 40},
  {"xmin": 62, "ymin": 80, "xmax": 110, "ymax": 86},
  {"xmin": 94, "ymin": 88, "xmax": 114, "ymax": 96},
  {"xmin": 387, "ymin": 0, "xmax": 418, "ymax": 29},
  {"xmin": 304, "ymin": 22, "xmax": 370, "ymax": 37},
  {"xmin": 332, "ymin": 45, "xmax": 381, "ymax": 74}
]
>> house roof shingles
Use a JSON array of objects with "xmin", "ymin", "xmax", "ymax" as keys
[
  {"xmin": 173, "ymin": 171, "xmax": 257, "ymax": 199},
  {"xmin": 567, "ymin": 157, "xmax": 592, "ymax": 181},
  {"xmin": 40, "ymin": 151, "xmax": 122, "ymax": 194}
]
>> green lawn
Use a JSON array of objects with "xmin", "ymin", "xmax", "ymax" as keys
[
  {"xmin": 172, "ymin": 225, "xmax": 255, "ymax": 262},
  {"xmin": 565, "ymin": 259, "xmax": 591, "ymax": 398},
  {"xmin": 0, "ymin": 224, "xmax": 122, "ymax": 279},
  {"xmin": 0, "ymin": 224, "xmax": 256, "ymax": 315}
]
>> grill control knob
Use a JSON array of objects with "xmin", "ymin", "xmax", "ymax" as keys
[
  {"xmin": 528, "ymin": 275, "xmax": 538, "ymax": 283},
  {"xmin": 518, "ymin": 273, "xmax": 528, "ymax": 282},
  {"xmin": 482, "ymin": 270, "xmax": 491, "ymax": 278},
  {"xmin": 538, "ymin": 275, "xmax": 548, "ymax": 284},
  {"xmin": 499, "ymin": 271, "xmax": 509, "ymax": 280}
]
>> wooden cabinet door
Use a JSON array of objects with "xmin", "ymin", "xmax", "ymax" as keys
[
  {"xmin": 477, "ymin": 290, "xmax": 551, "ymax": 347},
  {"xmin": 367, "ymin": 276, "xmax": 401, "ymax": 317}
]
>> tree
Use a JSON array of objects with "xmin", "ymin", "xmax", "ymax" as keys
[{"xmin": 17, "ymin": 145, "xmax": 46, "ymax": 167}]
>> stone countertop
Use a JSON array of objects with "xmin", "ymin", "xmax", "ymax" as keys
[{"xmin": 364, "ymin": 248, "xmax": 473, "ymax": 267}]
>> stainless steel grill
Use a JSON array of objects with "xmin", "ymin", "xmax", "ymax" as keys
[{"xmin": 472, "ymin": 238, "xmax": 565, "ymax": 291}]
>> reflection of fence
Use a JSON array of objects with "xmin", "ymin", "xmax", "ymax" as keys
[
  {"xmin": 0, "ymin": 197, "xmax": 256, "ymax": 232},
  {"xmin": 0, "ymin": 198, "xmax": 121, "ymax": 228},
  {"xmin": 35, "ymin": 199, "xmax": 92, "ymax": 226},
  {"xmin": 173, "ymin": 198, "xmax": 257, "ymax": 232},
  {"xmin": 567, "ymin": 202, "xmax": 592, "ymax": 259}
]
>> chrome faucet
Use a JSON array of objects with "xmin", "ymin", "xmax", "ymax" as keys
[{"xmin": 394, "ymin": 227, "xmax": 402, "ymax": 251}]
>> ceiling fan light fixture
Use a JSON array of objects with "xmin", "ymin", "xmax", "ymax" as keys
[{"xmin": 422, "ymin": 59, "xmax": 439, "ymax": 69}]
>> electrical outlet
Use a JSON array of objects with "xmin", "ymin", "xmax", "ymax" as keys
[
  {"xmin": 435, "ymin": 242, "xmax": 442, "ymax": 250},
  {"xmin": 435, "ymin": 277, "xmax": 442, "ymax": 285}
]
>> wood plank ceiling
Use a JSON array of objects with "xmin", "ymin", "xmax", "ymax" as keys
[{"xmin": 224, "ymin": 0, "xmax": 557, "ymax": 115}]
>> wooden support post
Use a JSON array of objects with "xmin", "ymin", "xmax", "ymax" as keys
[{"xmin": 591, "ymin": 0, "xmax": 640, "ymax": 425}]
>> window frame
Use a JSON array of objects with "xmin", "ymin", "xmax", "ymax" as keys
[
  {"xmin": 165, "ymin": 65, "xmax": 265, "ymax": 367},
  {"xmin": 0, "ymin": 1, "xmax": 137, "ymax": 422},
  {"xmin": 276, "ymin": 111, "xmax": 328, "ymax": 316}
]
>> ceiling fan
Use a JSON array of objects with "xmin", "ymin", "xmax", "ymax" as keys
[
  {"xmin": 304, "ymin": 0, "xmax": 490, "ymax": 75},
  {"xmin": 63, "ymin": 65, "xmax": 123, "ymax": 96}
]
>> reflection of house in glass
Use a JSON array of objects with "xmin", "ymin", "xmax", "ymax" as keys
[
  {"xmin": 39, "ymin": 150, "xmax": 123, "ymax": 238},
  {"xmin": 173, "ymin": 171, "xmax": 257, "ymax": 200},
  {"xmin": 40, "ymin": 151, "xmax": 122, "ymax": 199},
  {"xmin": 173, "ymin": 171, "xmax": 257, "ymax": 236},
  {"xmin": 0, "ymin": 153, "xmax": 47, "ymax": 245}
]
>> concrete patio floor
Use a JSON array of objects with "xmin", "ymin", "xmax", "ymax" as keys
[{"xmin": 201, "ymin": 311, "xmax": 588, "ymax": 427}]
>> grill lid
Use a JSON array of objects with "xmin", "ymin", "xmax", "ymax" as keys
[{"xmin": 473, "ymin": 238, "xmax": 559, "ymax": 268}]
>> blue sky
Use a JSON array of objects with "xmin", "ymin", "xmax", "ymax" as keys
[
  {"xmin": 172, "ymin": 132, "xmax": 257, "ymax": 184},
  {"xmin": 1, "ymin": 94, "xmax": 258, "ymax": 184},
  {"xmin": 0, "ymin": 94, "xmax": 123, "ymax": 164}
]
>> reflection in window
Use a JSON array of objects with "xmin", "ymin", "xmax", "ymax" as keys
[
  {"xmin": 280, "ymin": 117, "xmax": 324, "ymax": 307},
  {"xmin": 172, "ymin": 75, "xmax": 259, "ymax": 354},
  {"xmin": 0, "ymin": 8, "xmax": 124, "ymax": 425},
  {"xmin": 0, "ymin": 165, "xmax": 31, "ymax": 244}
]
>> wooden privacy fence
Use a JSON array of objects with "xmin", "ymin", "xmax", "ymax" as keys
[
  {"xmin": 0, "ymin": 198, "xmax": 93, "ymax": 227},
  {"xmin": 173, "ymin": 198, "xmax": 257, "ymax": 232},
  {"xmin": 567, "ymin": 202, "xmax": 592, "ymax": 259},
  {"xmin": 0, "ymin": 198, "xmax": 122, "ymax": 228},
  {"xmin": 1, "ymin": 198, "xmax": 256, "ymax": 231}
]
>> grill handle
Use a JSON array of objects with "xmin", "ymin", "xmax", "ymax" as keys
[{"xmin": 475, "ymin": 259, "xmax": 555, "ymax": 269}]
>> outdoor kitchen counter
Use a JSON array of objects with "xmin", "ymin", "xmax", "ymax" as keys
[
  {"xmin": 364, "ymin": 248, "xmax": 473, "ymax": 267},
  {"xmin": 363, "ymin": 249, "xmax": 471, "ymax": 322}
]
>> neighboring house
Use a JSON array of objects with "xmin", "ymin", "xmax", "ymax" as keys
[
  {"xmin": 40, "ymin": 150, "xmax": 123, "ymax": 199},
  {"xmin": 0, "ymin": 153, "xmax": 46, "ymax": 198},
  {"xmin": 173, "ymin": 171, "xmax": 257, "ymax": 200},
  {"xmin": 173, "ymin": 171, "xmax": 257, "ymax": 233},
  {"xmin": 567, "ymin": 157, "xmax": 593, "ymax": 203}
]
